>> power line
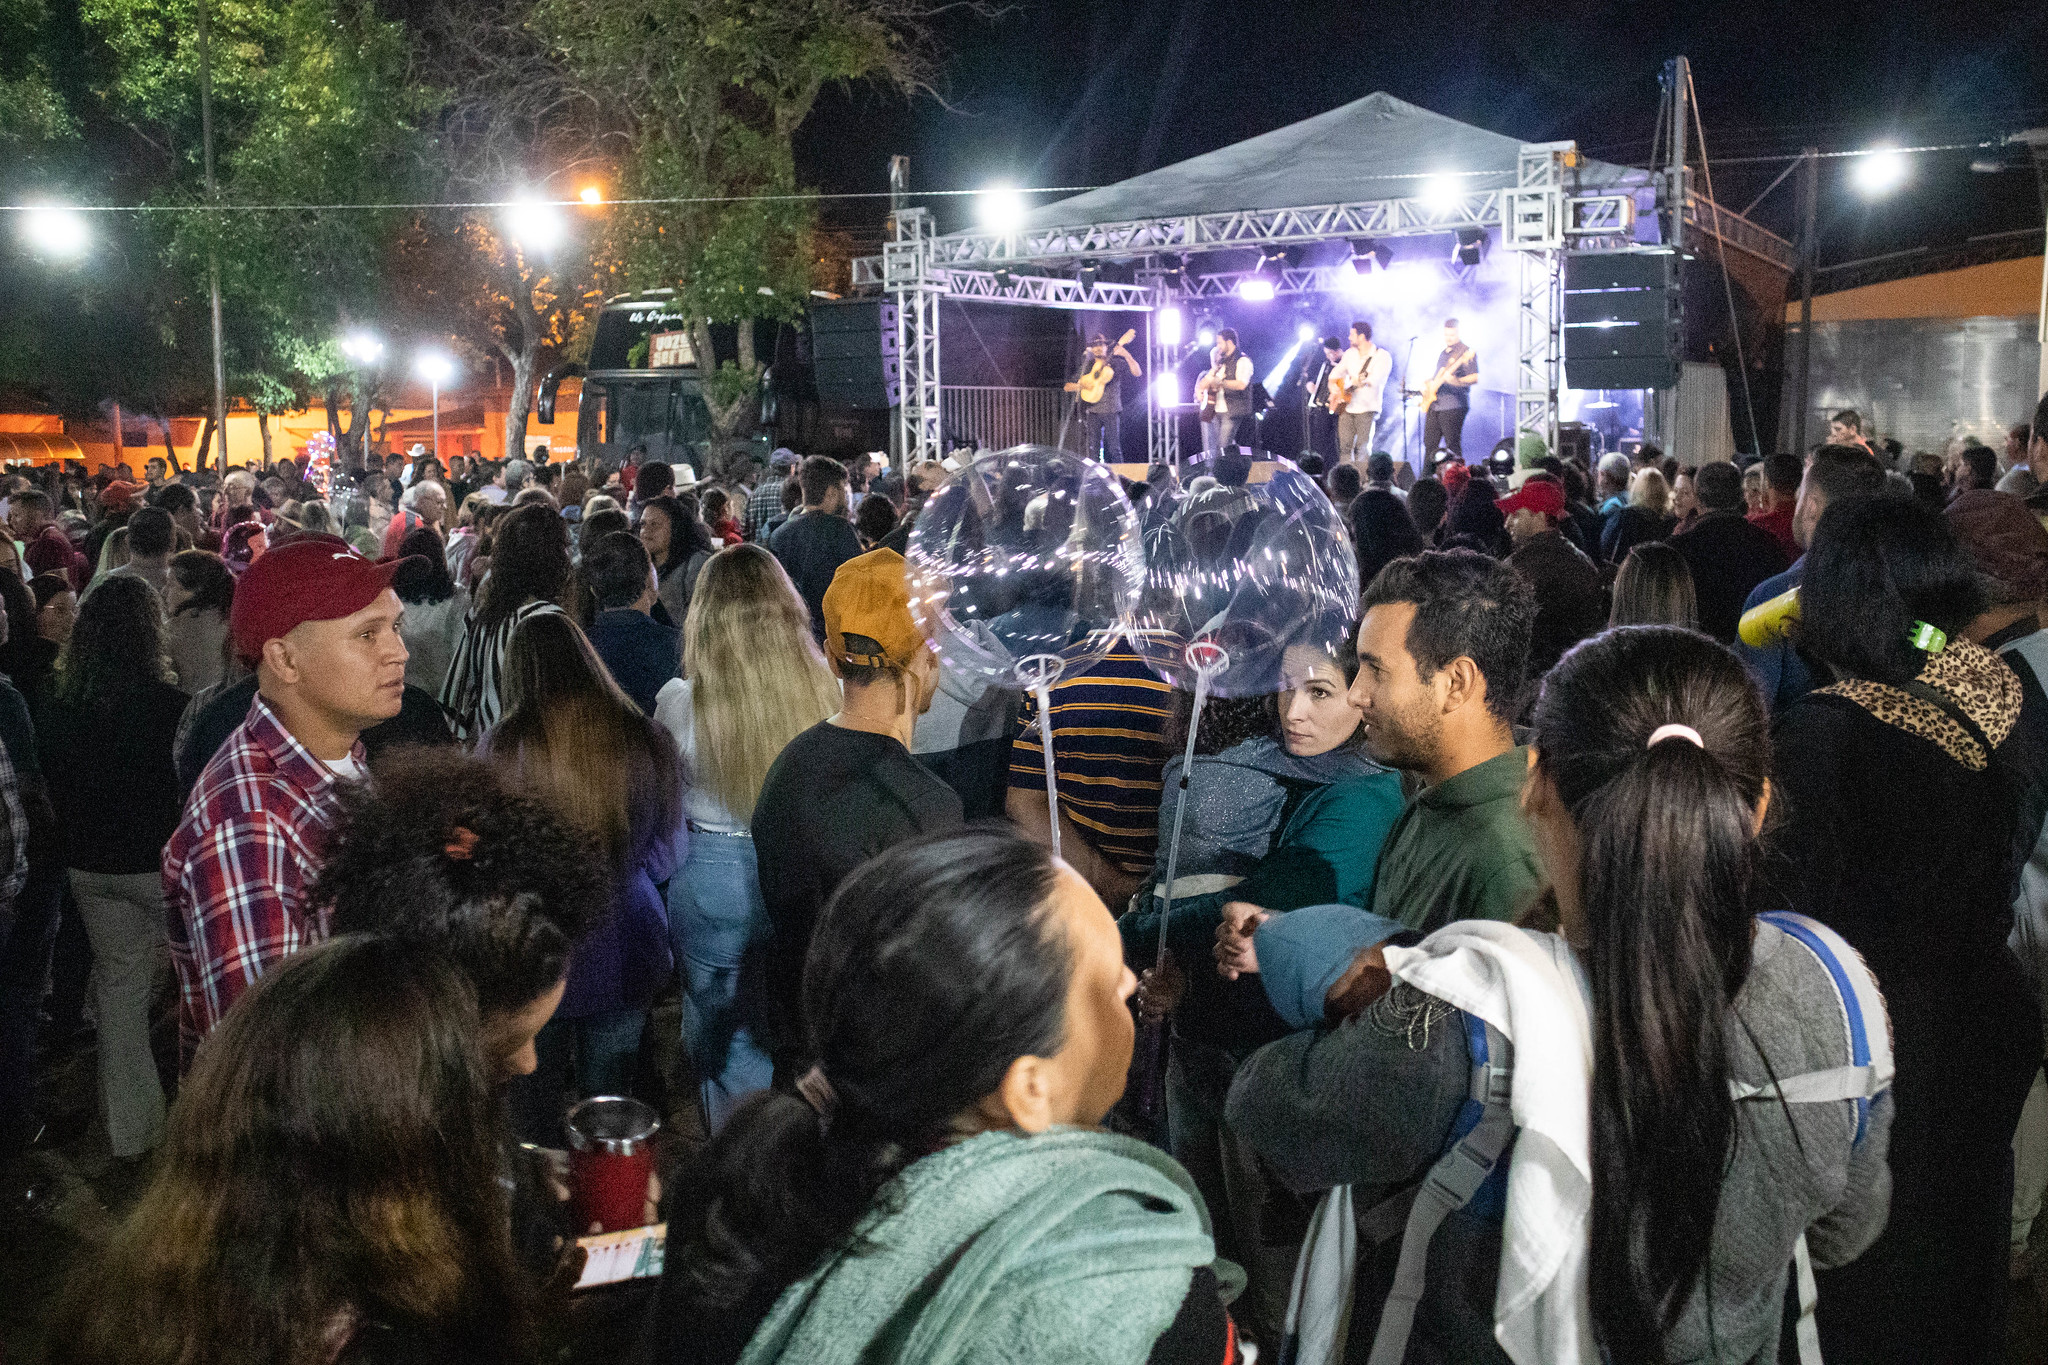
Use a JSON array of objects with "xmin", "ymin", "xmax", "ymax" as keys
[{"xmin": 0, "ymin": 186, "xmax": 1109, "ymax": 214}]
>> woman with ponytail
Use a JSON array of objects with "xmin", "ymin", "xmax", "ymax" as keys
[
  {"xmin": 1765, "ymin": 493, "xmax": 2040, "ymax": 1364},
  {"xmin": 649, "ymin": 825, "xmax": 1246, "ymax": 1365},
  {"xmin": 1227, "ymin": 627, "xmax": 1892, "ymax": 1363}
]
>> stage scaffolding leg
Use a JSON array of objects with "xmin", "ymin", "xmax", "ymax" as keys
[
  {"xmin": 1511, "ymin": 142, "xmax": 1572, "ymax": 458},
  {"xmin": 887, "ymin": 207, "xmax": 943, "ymax": 469},
  {"xmin": 1144, "ymin": 274, "xmax": 1180, "ymax": 469}
]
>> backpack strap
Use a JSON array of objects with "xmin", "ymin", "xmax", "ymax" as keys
[
  {"xmin": 1749, "ymin": 912, "xmax": 1894, "ymax": 1146},
  {"xmin": 1365, "ymin": 1016, "xmax": 1514, "ymax": 1365}
]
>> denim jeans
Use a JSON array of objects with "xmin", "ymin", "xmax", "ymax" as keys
[
  {"xmin": 668, "ymin": 827, "xmax": 774, "ymax": 1132},
  {"xmin": 508, "ymin": 1008, "xmax": 647, "ymax": 1145}
]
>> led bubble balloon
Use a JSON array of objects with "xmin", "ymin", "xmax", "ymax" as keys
[
  {"xmin": 907, "ymin": 445, "xmax": 1144, "ymax": 691},
  {"xmin": 1131, "ymin": 461, "xmax": 1359, "ymax": 698}
]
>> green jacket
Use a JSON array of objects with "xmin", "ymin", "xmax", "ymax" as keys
[
  {"xmin": 1369, "ymin": 745, "xmax": 1544, "ymax": 932},
  {"xmin": 738, "ymin": 1128, "xmax": 1241, "ymax": 1365}
]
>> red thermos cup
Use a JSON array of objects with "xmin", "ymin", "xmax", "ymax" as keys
[{"xmin": 565, "ymin": 1095, "xmax": 660, "ymax": 1234}]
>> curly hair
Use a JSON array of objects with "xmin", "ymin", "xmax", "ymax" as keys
[
  {"xmin": 54, "ymin": 572, "xmax": 170, "ymax": 713},
  {"xmin": 312, "ymin": 748, "xmax": 607, "ymax": 1017}
]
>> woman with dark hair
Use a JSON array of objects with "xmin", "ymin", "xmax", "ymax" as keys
[
  {"xmin": 35, "ymin": 573, "xmax": 188, "ymax": 1165},
  {"xmin": 485, "ymin": 610, "xmax": 683, "ymax": 1141},
  {"xmin": 1766, "ymin": 493, "xmax": 2039, "ymax": 1363},
  {"xmin": 163, "ymin": 549, "xmax": 235, "ymax": 693},
  {"xmin": 1607, "ymin": 541, "xmax": 1698, "ymax": 629},
  {"xmin": 1441, "ymin": 472, "xmax": 1507, "ymax": 555},
  {"xmin": 649, "ymin": 825, "xmax": 1241, "ymax": 1365},
  {"xmin": 0, "ymin": 571, "xmax": 61, "ymax": 707},
  {"xmin": 700, "ymin": 486, "xmax": 743, "ymax": 546},
  {"xmin": 1349, "ymin": 488, "xmax": 1425, "ymax": 593},
  {"xmin": 1405, "ymin": 476, "xmax": 1449, "ymax": 545},
  {"xmin": 1228, "ymin": 627, "xmax": 1892, "ymax": 1364},
  {"xmin": 440, "ymin": 501, "xmax": 570, "ymax": 743},
  {"xmin": 49, "ymin": 936, "xmax": 534, "ymax": 1365},
  {"xmin": 639, "ymin": 493, "xmax": 716, "ymax": 626},
  {"xmin": 392, "ymin": 525, "xmax": 466, "ymax": 697}
]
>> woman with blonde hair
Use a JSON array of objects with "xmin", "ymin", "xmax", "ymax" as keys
[
  {"xmin": 485, "ymin": 610, "xmax": 683, "ymax": 1142},
  {"xmin": 654, "ymin": 544, "xmax": 839, "ymax": 1128},
  {"xmin": 1599, "ymin": 465, "xmax": 1677, "ymax": 566}
]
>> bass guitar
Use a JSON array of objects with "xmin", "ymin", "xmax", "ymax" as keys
[
  {"xmin": 1417, "ymin": 345, "xmax": 1472, "ymax": 408},
  {"xmin": 1069, "ymin": 329, "xmax": 1139, "ymax": 405}
]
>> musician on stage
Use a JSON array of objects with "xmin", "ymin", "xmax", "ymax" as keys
[
  {"xmin": 1302, "ymin": 336, "xmax": 1342, "ymax": 460},
  {"xmin": 1421, "ymin": 317, "xmax": 1479, "ymax": 465},
  {"xmin": 1195, "ymin": 328, "xmax": 1253, "ymax": 459},
  {"xmin": 1331, "ymin": 320, "xmax": 1391, "ymax": 464},
  {"xmin": 1064, "ymin": 332, "xmax": 1142, "ymax": 461}
]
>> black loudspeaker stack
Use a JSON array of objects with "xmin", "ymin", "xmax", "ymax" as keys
[
  {"xmin": 1562, "ymin": 252, "xmax": 1680, "ymax": 392},
  {"xmin": 810, "ymin": 300, "xmax": 901, "ymax": 411}
]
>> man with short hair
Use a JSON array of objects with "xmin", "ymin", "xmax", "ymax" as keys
[
  {"xmin": 1497, "ymin": 476, "xmax": 1605, "ymax": 679},
  {"xmin": 583, "ymin": 531, "xmax": 679, "ymax": 715},
  {"xmin": 155, "ymin": 482, "xmax": 203, "ymax": 548},
  {"xmin": 143, "ymin": 456, "xmax": 168, "ymax": 488},
  {"xmin": 1327, "ymin": 463, "xmax": 1362, "ymax": 520},
  {"xmin": 1828, "ymin": 408, "xmax": 1872, "ymax": 452},
  {"xmin": 163, "ymin": 537, "xmax": 414, "ymax": 1062},
  {"xmin": 1197, "ymin": 329, "xmax": 1254, "ymax": 459},
  {"xmin": 1593, "ymin": 451, "xmax": 1633, "ymax": 516},
  {"xmin": 1749, "ymin": 452, "xmax": 1803, "ymax": 559},
  {"xmin": 1332, "ymin": 322, "xmax": 1392, "ymax": 465},
  {"xmin": 112, "ymin": 505, "xmax": 176, "ymax": 595},
  {"xmin": 9, "ymin": 489, "xmax": 86, "ymax": 591},
  {"xmin": 477, "ymin": 463, "xmax": 510, "ymax": 506},
  {"xmin": 1947, "ymin": 442, "xmax": 1998, "ymax": 500},
  {"xmin": 381, "ymin": 478, "xmax": 448, "ymax": 559},
  {"xmin": 1348, "ymin": 550, "xmax": 1543, "ymax": 931},
  {"xmin": 1670, "ymin": 461, "xmax": 1792, "ymax": 643},
  {"xmin": 750, "ymin": 547, "xmax": 961, "ymax": 1068},
  {"xmin": 1420, "ymin": 318, "xmax": 1478, "ymax": 466},
  {"xmin": 771, "ymin": 455, "xmax": 864, "ymax": 640},
  {"xmin": 745, "ymin": 449, "xmax": 799, "ymax": 541},
  {"xmin": 1734, "ymin": 443, "xmax": 1888, "ymax": 713},
  {"xmin": 1363, "ymin": 450, "xmax": 1404, "ymax": 503}
]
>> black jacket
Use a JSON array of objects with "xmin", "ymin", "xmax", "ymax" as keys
[{"xmin": 1670, "ymin": 511, "xmax": 1791, "ymax": 643}]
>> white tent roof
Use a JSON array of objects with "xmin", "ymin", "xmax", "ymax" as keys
[{"xmin": 1020, "ymin": 92, "xmax": 1649, "ymax": 233}]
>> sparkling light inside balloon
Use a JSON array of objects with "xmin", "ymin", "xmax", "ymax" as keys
[
  {"xmin": 907, "ymin": 445, "xmax": 1143, "ymax": 690},
  {"xmin": 1131, "ymin": 461, "xmax": 1359, "ymax": 698}
]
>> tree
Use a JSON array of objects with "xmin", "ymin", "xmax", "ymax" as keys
[{"xmin": 533, "ymin": 0, "xmax": 965, "ymax": 454}]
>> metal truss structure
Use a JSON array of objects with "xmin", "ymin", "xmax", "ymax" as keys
[{"xmin": 865, "ymin": 142, "xmax": 1776, "ymax": 468}]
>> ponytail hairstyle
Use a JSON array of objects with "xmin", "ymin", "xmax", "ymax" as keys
[
  {"xmin": 655, "ymin": 827, "xmax": 1071, "ymax": 1361},
  {"xmin": 1530, "ymin": 626, "xmax": 1771, "ymax": 1362}
]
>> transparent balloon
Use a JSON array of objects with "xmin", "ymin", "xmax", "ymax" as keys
[
  {"xmin": 1130, "ymin": 461, "xmax": 1360, "ymax": 698},
  {"xmin": 907, "ymin": 445, "xmax": 1144, "ymax": 692}
]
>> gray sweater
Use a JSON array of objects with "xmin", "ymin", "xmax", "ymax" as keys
[{"xmin": 1225, "ymin": 918, "xmax": 1893, "ymax": 1365}]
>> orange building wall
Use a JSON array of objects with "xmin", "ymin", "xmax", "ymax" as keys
[{"xmin": 1786, "ymin": 255, "xmax": 2044, "ymax": 323}]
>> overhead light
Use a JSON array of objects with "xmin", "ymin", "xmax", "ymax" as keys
[
  {"xmin": 1452, "ymin": 227, "xmax": 1486, "ymax": 266},
  {"xmin": 978, "ymin": 183, "xmax": 1026, "ymax": 233},
  {"xmin": 993, "ymin": 267, "xmax": 1014, "ymax": 290},
  {"xmin": 1850, "ymin": 145, "xmax": 1909, "ymax": 196},
  {"xmin": 415, "ymin": 351, "xmax": 455, "ymax": 386},
  {"xmin": 19, "ymin": 204, "xmax": 89, "ymax": 259},
  {"xmin": 506, "ymin": 195, "xmax": 565, "ymax": 249},
  {"xmin": 1419, "ymin": 173, "xmax": 1463, "ymax": 214},
  {"xmin": 1237, "ymin": 277, "xmax": 1276, "ymax": 301},
  {"xmin": 1158, "ymin": 306, "xmax": 1184, "ymax": 345},
  {"xmin": 1077, "ymin": 261, "xmax": 1098, "ymax": 292}
]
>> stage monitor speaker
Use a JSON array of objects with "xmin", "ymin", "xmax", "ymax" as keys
[
  {"xmin": 1563, "ymin": 252, "xmax": 1679, "ymax": 391},
  {"xmin": 810, "ymin": 299, "xmax": 901, "ymax": 410},
  {"xmin": 1556, "ymin": 422, "xmax": 1593, "ymax": 466}
]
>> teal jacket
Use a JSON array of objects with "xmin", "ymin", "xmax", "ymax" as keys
[{"xmin": 738, "ymin": 1128, "xmax": 1242, "ymax": 1365}]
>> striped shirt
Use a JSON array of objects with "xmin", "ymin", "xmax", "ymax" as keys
[
  {"xmin": 1009, "ymin": 649, "xmax": 1171, "ymax": 874},
  {"xmin": 439, "ymin": 598, "xmax": 565, "ymax": 744}
]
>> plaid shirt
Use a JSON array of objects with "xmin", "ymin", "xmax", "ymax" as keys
[
  {"xmin": 163, "ymin": 694, "xmax": 357, "ymax": 1066},
  {"xmin": 742, "ymin": 479, "xmax": 786, "ymax": 542}
]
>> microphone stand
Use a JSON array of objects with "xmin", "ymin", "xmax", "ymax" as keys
[{"xmin": 1403, "ymin": 335, "xmax": 1421, "ymax": 476}]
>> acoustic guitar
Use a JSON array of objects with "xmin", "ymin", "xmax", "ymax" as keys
[
  {"xmin": 1417, "ymin": 344, "xmax": 1473, "ymax": 408},
  {"xmin": 1070, "ymin": 329, "xmax": 1139, "ymax": 405},
  {"xmin": 1325, "ymin": 346, "xmax": 1379, "ymax": 414},
  {"xmin": 1195, "ymin": 350, "xmax": 1228, "ymax": 423}
]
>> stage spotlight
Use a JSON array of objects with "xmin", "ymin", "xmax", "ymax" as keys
[
  {"xmin": 1196, "ymin": 323, "xmax": 1217, "ymax": 348},
  {"xmin": 1851, "ymin": 145, "xmax": 1909, "ymax": 196},
  {"xmin": 1153, "ymin": 374, "xmax": 1181, "ymax": 405},
  {"xmin": 1419, "ymin": 173, "xmax": 1463, "ymax": 214},
  {"xmin": 20, "ymin": 204, "xmax": 89, "ymax": 258},
  {"xmin": 1077, "ymin": 261, "xmax": 1099, "ymax": 292},
  {"xmin": 1159, "ymin": 306, "xmax": 1184, "ymax": 345},
  {"xmin": 1237, "ymin": 277, "xmax": 1276, "ymax": 301},
  {"xmin": 1452, "ymin": 228, "xmax": 1486, "ymax": 266},
  {"xmin": 977, "ymin": 183, "xmax": 1027, "ymax": 232},
  {"xmin": 1296, "ymin": 321, "xmax": 1316, "ymax": 342}
]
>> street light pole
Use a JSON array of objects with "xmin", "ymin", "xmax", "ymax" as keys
[
  {"xmin": 431, "ymin": 375, "xmax": 441, "ymax": 461},
  {"xmin": 1790, "ymin": 148, "xmax": 1820, "ymax": 452},
  {"xmin": 197, "ymin": 0, "xmax": 227, "ymax": 471}
]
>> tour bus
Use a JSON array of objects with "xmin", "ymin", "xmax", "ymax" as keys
[{"xmin": 537, "ymin": 288, "xmax": 713, "ymax": 464}]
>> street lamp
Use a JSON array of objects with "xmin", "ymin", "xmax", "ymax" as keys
[
  {"xmin": 505, "ymin": 195, "xmax": 565, "ymax": 251},
  {"xmin": 416, "ymin": 351, "xmax": 454, "ymax": 462},
  {"xmin": 18, "ymin": 204, "xmax": 89, "ymax": 259},
  {"xmin": 579, "ymin": 185, "xmax": 604, "ymax": 206},
  {"xmin": 1851, "ymin": 145, "xmax": 1910, "ymax": 196},
  {"xmin": 977, "ymin": 184, "xmax": 1026, "ymax": 234}
]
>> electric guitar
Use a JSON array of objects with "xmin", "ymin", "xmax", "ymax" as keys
[
  {"xmin": 1069, "ymin": 329, "xmax": 1139, "ymax": 405},
  {"xmin": 1418, "ymin": 345, "xmax": 1473, "ymax": 408}
]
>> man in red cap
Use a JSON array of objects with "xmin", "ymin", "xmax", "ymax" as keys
[
  {"xmin": 162, "ymin": 536, "xmax": 412, "ymax": 1063},
  {"xmin": 1497, "ymin": 474, "xmax": 1605, "ymax": 679}
]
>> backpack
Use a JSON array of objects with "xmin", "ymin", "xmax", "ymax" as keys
[{"xmin": 1279, "ymin": 910, "xmax": 1892, "ymax": 1365}]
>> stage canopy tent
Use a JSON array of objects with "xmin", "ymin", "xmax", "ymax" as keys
[{"xmin": 1014, "ymin": 92, "xmax": 1651, "ymax": 245}]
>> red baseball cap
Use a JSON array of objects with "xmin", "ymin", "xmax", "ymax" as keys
[
  {"xmin": 229, "ymin": 535, "xmax": 414, "ymax": 664},
  {"xmin": 1495, "ymin": 479, "xmax": 1566, "ymax": 519},
  {"xmin": 99, "ymin": 480, "xmax": 144, "ymax": 513}
]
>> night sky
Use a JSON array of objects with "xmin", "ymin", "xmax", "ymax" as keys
[{"xmin": 796, "ymin": 0, "xmax": 2048, "ymax": 265}]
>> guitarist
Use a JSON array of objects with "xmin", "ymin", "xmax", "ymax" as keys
[
  {"xmin": 1421, "ymin": 317, "xmax": 1480, "ymax": 466},
  {"xmin": 1064, "ymin": 331, "xmax": 1142, "ymax": 461},
  {"xmin": 1331, "ymin": 320, "xmax": 1392, "ymax": 465},
  {"xmin": 1196, "ymin": 328, "xmax": 1254, "ymax": 460},
  {"xmin": 1301, "ymin": 336, "xmax": 1344, "ymax": 460}
]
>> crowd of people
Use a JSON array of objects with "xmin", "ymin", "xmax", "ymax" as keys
[{"xmin": 2, "ymin": 395, "xmax": 2047, "ymax": 1365}]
